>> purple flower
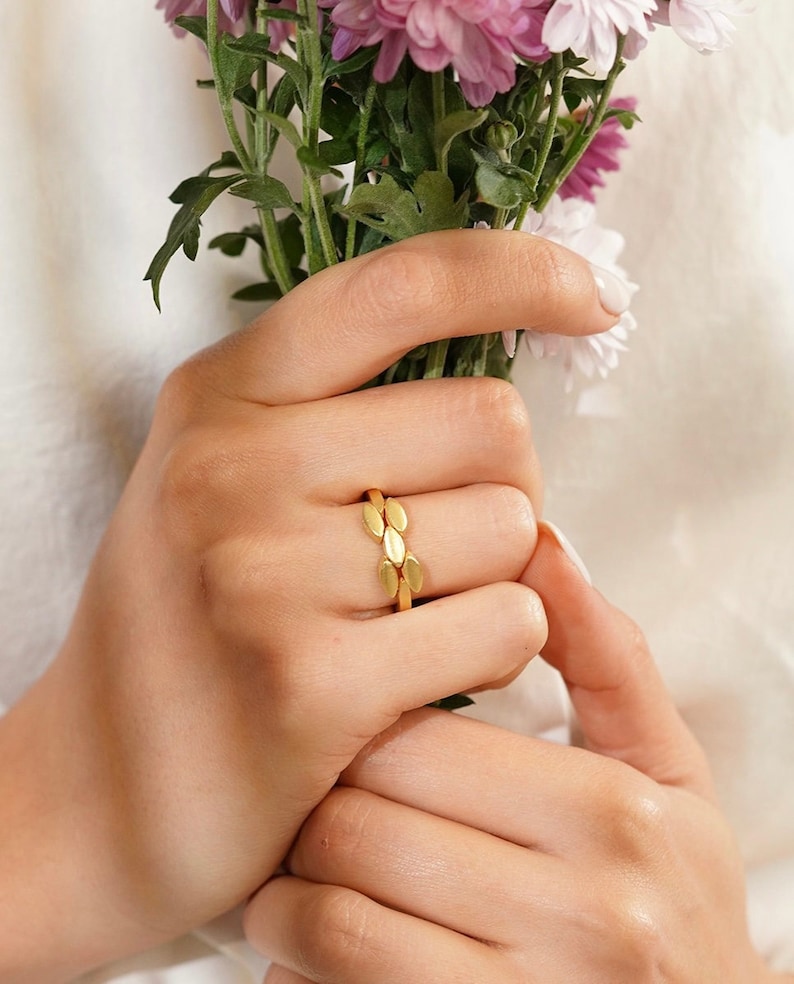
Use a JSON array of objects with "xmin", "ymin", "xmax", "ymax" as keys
[
  {"xmin": 157, "ymin": 0, "xmax": 249, "ymax": 34},
  {"xmin": 321, "ymin": 0, "xmax": 553, "ymax": 107},
  {"xmin": 542, "ymin": 0, "xmax": 657, "ymax": 74},
  {"xmin": 651, "ymin": 0, "xmax": 751, "ymax": 53},
  {"xmin": 560, "ymin": 96, "xmax": 637, "ymax": 203}
]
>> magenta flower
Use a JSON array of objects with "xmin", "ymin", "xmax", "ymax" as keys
[
  {"xmin": 320, "ymin": 0, "xmax": 553, "ymax": 107},
  {"xmin": 560, "ymin": 96, "xmax": 637, "ymax": 203},
  {"xmin": 157, "ymin": 0, "xmax": 249, "ymax": 33}
]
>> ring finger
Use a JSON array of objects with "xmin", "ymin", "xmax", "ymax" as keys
[{"xmin": 325, "ymin": 482, "xmax": 537, "ymax": 615}]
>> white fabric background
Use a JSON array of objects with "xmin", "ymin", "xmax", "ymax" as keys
[{"xmin": 1, "ymin": 1, "xmax": 792, "ymax": 979}]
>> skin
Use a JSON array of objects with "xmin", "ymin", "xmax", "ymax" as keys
[
  {"xmin": 248, "ymin": 529, "xmax": 794, "ymax": 984},
  {"xmin": 0, "ymin": 229, "xmax": 619, "ymax": 982}
]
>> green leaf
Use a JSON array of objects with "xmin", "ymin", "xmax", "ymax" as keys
[
  {"xmin": 471, "ymin": 150, "xmax": 535, "ymax": 208},
  {"xmin": 216, "ymin": 34, "xmax": 260, "ymax": 102},
  {"xmin": 231, "ymin": 281, "xmax": 284, "ymax": 302},
  {"xmin": 260, "ymin": 108, "xmax": 302, "ymax": 149},
  {"xmin": 296, "ymin": 145, "xmax": 344, "ymax": 178},
  {"xmin": 173, "ymin": 15, "xmax": 207, "ymax": 44},
  {"xmin": 208, "ymin": 225, "xmax": 265, "ymax": 256},
  {"xmin": 228, "ymin": 173, "xmax": 297, "ymax": 209},
  {"xmin": 428, "ymin": 694, "xmax": 476, "ymax": 711},
  {"xmin": 435, "ymin": 108, "xmax": 488, "ymax": 166},
  {"xmin": 341, "ymin": 171, "xmax": 468, "ymax": 243},
  {"xmin": 278, "ymin": 211, "xmax": 305, "ymax": 268},
  {"xmin": 146, "ymin": 172, "xmax": 242, "ymax": 309}
]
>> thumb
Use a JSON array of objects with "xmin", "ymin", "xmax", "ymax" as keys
[{"xmin": 523, "ymin": 523, "xmax": 715, "ymax": 800}]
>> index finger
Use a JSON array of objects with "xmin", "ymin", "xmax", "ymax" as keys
[{"xmin": 212, "ymin": 229, "xmax": 623, "ymax": 405}]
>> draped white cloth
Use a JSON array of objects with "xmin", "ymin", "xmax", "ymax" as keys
[{"xmin": 1, "ymin": 1, "xmax": 792, "ymax": 979}]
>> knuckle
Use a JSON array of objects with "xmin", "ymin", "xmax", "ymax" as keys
[
  {"xmin": 489, "ymin": 484, "xmax": 537, "ymax": 554},
  {"xmin": 596, "ymin": 769, "xmax": 671, "ymax": 864},
  {"xmin": 296, "ymin": 887, "xmax": 379, "ymax": 979},
  {"xmin": 495, "ymin": 582, "xmax": 548, "ymax": 659},
  {"xmin": 349, "ymin": 242, "xmax": 455, "ymax": 334},
  {"xmin": 478, "ymin": 377, "xmax": 532, "ymax": 450},
  {"xmin": 156, "ymin": 429, "xmax": 243, "ymax": 538},
  {"xmin": 155, "ymin": 357, "xmax": 214, "ymax": 431},
  {"xmin": 590, "ymin": 887, "xmax": 664, "ymax": 979},
  {"xmin": 303, "ymin": 788, "xmax": 376, "ymax": 869}
]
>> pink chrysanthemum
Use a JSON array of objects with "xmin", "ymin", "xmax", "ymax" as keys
[
  {"xmin": 266, "ymin": 0, "xmax": 298, "ymax": 51},
  {"xmin": 542, "ymin": 0, "xmax": 657, "ymax": 74},
  {"xmin": 560, "ymin": 96, "xmax": 637, "ymax": 203},
  {"xmin": 511, "ymin": 194, "xmax": 638, "ymax": 388},
  {"xmin": 320, "ymin": 0, "xmax": 553, "ymax": 107},
  {"xmin": 157, "ymin": 0, "xmax": 248, "ymax": 33},
  {"xmin": 651, "ymin": 0, "xmax": 750, "ymax": 52}
]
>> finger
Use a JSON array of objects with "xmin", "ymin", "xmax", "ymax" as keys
[
  {"xmin": 208, "ymin": 229, "xmax": 621, "ymax": 404},
  {"xmin": 276, "ymin": 377, "xmax": 542, "ymax": 507},
  {"xmin": 264, "ymin": 967, "xmax": 312, "ymax": 984},
  {"xmin": 349, "ymin": 582, "xmax": 547, "ymax": 719},
  {"xmin": 339, "ymin": 709, "xmax": 666, "ymax": 859},
  {"xmin": 524, "ymin": 523, "xmax": 715, "ymax": 797},
  {"xmin": 287, "ymin": 786, "xmax": 562, "ymax": 948},
  {"xmin": 326, "ymin": 484, "xmax": 537, "ymax": 614},
  {"xmin": 245, "ymin": 876, "xmax": 507, "ymax": 983}
]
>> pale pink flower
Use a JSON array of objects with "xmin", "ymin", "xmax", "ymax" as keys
[
  {"xmin": 542, "ymin": 0, "xmax": 657, "ymax": 73},
  {"xmin": 518, "ymin": 194, "xmax": 637, "ymax": 388},
  {"xmin": 157, "ymin": 0, "xmax": 248, "ymax": 33},
  {"xmin": 321, "ymin": 0, "xmax": 553, "ymax": 106},
  {"xmin": 560, "ymin": 96, "xmax": 637, "ymax": 203},
  {"xmin": 266, "ymin": 0, "xmax": 298, "ymax": 51},
  {"xmin": 651, "ymin": 0, "xmax": 750, "ymax": 52}
]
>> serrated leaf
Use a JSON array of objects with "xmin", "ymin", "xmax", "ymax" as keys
[
  {"xmin": 228, "ymin": 173, "xmax": 297, "ymax": 209},
  {"xmin": 342, "ymin": 171, "xmax": 468, "ymax": 243},
  {"xmin": 146, "ymin": 173, "xmax": 242, "ymax": 309}
]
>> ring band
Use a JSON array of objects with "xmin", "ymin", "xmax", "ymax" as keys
[{"xmin": 362, "ymin": 489, "xmax": 424, "ymax": 611}]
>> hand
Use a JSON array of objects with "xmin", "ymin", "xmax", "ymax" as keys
[
  {"xmin": 0, "ymin": 230, "xmax": 619, "ymax": 981},
  {"xmin": 246, "ymin": 525, "xmax": 784, "ymax": 983}
]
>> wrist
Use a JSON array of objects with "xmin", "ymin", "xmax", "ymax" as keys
[{"xmin": 0, "ymin": 644, "xmax": 169, "ymax": 981}]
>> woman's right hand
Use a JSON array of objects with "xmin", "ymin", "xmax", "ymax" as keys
[{"xmin": 0, "ymin": 229, "xmax": 623, "ymax": 981}]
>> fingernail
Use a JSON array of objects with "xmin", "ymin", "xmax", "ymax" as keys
[
  {"xmin": 589, "ymin": 263, "xmax": 632, "ymax": 316},
  {"xmin": 539, "ymin": 521, "xmax": 592, "ymax": 585}
]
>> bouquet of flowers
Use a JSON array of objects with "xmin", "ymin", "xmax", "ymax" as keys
[{"xmin": 149, "ymin": 0, "xmax": 748, "ymax": 386}]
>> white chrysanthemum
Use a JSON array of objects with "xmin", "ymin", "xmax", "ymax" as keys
[
  {"xmin": 654, "ymin": 0, "xmax": 751, "ymax": 53},
  {"xmin": 517, "ymin": 195, "xmax": 638, "ymax": 390},
  {"xmin": 542, "ymin": 0, "xmax": 657, "ymax": 73}
]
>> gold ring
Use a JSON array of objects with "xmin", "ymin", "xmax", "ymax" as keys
[{"xmin": 362, "ymin": 489, "xmax": 424, "ymax": 611}]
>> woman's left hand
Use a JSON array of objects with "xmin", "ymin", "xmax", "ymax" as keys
[{"xmin": 245, "ymin": 525, "xmax": 781, "ymax": 984}]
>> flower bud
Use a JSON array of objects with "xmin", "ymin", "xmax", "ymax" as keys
[{"xmin": 485, "ymin": 121, "xmax": 519, "ymax": 153}]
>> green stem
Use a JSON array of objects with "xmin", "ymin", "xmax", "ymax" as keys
[
  {"xmin": 254, "ymin": 3, "xmax": 294, "ymax": 295},
  {"xmin": 297, "ymin": 0, "xmax": 338, "ymax": 268},
  {"xmin": 432, "ymin": 71, "xmax": 447, "ymax": 173},
  {"xmin": 491, "ymin": 207, "xmax": 509, "ymax": 229},
  {"xmin": 345, "ymin": 78, "xmax": 377, "ymax": 261},
  {"xmin": 532, "ymin": 54, "xmax": 566, "ymax": 194},
  {"xmin": 535, "ymin": 36, "xmax": 626, "ymax": 212},
  {"xmin": 423, "ymin": 339, "xmax": 450, "ymax": 379},
  {"xmin": 206, "ymin": 0, "xmax": 253, "ymax": 171}
]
